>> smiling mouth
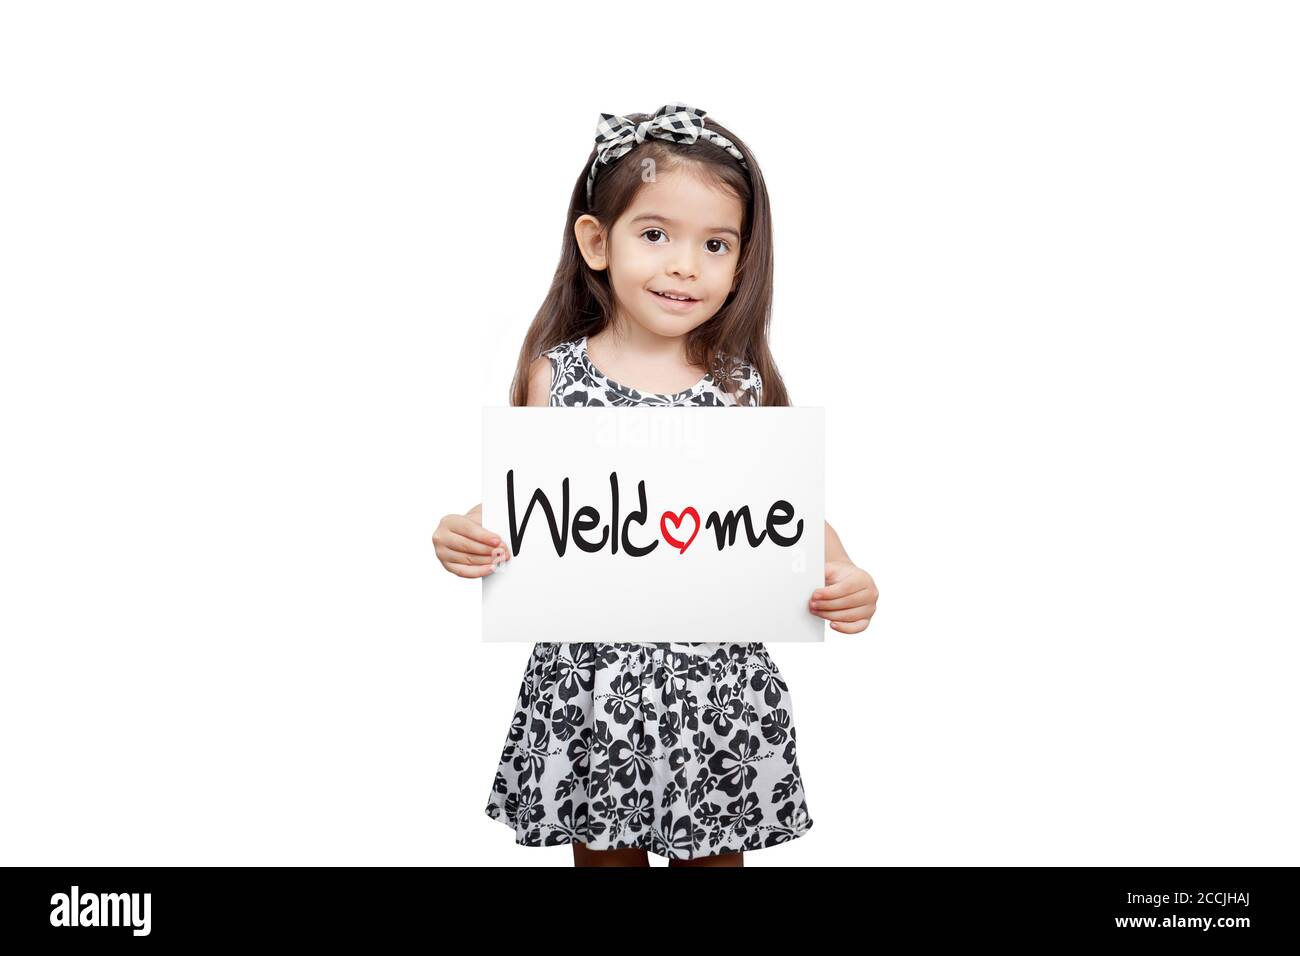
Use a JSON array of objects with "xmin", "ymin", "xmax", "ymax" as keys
[{"xmin": 650, "ymin": 290, "xmax": 699, "ymax": 303}]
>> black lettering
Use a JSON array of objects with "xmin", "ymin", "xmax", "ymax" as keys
[
  {"xmin": 705, "ymin": 506, "xmax": 767, "ymax": 549},
  {"xmin": 609, "ymin": 471, "xmax": 619, "ymax": 554},
  {"xmin": 765, "ymin": 499, "xmax": 804, "ymax": 546},
  {"xmin": 572, "ymin": 506, "xmax": 608, "ymax": 552},
  {"xmin": 621, "ymin": 478, "xmax": 658, "ymax": 556},
  {"xmin": 502, "ymin": 471, "xmax": 803, "ymax": 558},
  {"xmin": 506, "ymin": 469, "xmax": 569, "ymax": 556}
]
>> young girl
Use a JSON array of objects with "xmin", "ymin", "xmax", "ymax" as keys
[{"xmin": 433, "ymin": 103, "xmax": 879, "ymax": 867}]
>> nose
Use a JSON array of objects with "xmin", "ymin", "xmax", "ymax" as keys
[{"xmin": 667, "ymin": 247, "xmax": 699, "ymax": 280}]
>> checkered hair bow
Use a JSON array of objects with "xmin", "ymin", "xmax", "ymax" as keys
[{"xmin": 586, "ymin": 102, "xmax": 747, "ymax": 205}]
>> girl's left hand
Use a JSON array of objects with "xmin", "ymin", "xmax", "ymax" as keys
[{"xmin": 808, "ymin": 561, "xmax": 878, "ymax": 634}]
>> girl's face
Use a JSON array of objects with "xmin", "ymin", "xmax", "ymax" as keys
[{"xmin": 575, "ymin": 165, "xmax": 744, "ymax": 339}]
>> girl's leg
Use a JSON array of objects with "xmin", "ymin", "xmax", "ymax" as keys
[
  {"xmin": 668, "ymin": 850, "xmax": 744, "ymax": 868},
  {"xmin": 571, "ymin": 841, "xmax": 650, "ymax": 867}
]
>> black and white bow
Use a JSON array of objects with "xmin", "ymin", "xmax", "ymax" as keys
[{"xmin": 586, "ymin": 102, "xmax": 747, "ymax": 205}]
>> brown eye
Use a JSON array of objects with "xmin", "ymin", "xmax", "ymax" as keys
[
  {"xmin": 706, "ymin": 238, "xmax": 730, "ymax": 255},
  {"xmin": 642, "ymin": 228, "xmax": 666, "ymax": 243}
]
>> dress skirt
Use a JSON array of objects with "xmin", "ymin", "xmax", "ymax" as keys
[{"xmin": 484, "ymin": 640, "xmax": 814, "ymax": 860}]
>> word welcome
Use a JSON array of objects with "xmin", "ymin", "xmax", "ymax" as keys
[
  {"xmin": 50, "ymin": 885, "xmax": 151, "ymax": 936},
  {"xmin": 505, "ymin": 469, "xmax": 804, "ymax": 556}
]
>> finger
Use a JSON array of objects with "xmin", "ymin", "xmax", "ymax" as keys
[
  {"xmin": 444, "ymin": 560, "xmax": 499, "ymax": 578},
  {"xmin": 811, "ymin": 574, "xmax": 861, "ymax": 602},
  {"xmin": 442, "ymin": 529, "xmax": 507, "ymax": 557},
  {"xmin": 809, "ymin": 586, "xmax": 875, "ymax": 611},
  {"xmin": 438, "ymin": 547, "xmax": 499, "ymax": 567},
  {"xmin": 810, "ymin": 602, "xmax": 875, "ymax": 623},
  {"xmin": 446, "ymin": 516, "xmax": 504, "ymax": 549},
  {"xmin": 438, "ymin": 539, "xmax": 510, "ymax": 565},
  {"xmin": 830, "ymin": 619, "xmax": 870, "ymax": 634}
]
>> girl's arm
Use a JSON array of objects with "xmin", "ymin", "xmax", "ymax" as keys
[{"xmin": 825, "ymin": 520, "xmax": 850, "ymax": 563}]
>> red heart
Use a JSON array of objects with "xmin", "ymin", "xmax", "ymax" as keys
[{"xmin": 660, "ymin": 507, "xmax": 700, "ymax": 554}]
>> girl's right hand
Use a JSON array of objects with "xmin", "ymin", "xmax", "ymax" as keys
[{"xmin": 433, "ymin": 503, "xmax": 511, "ymax": 578}]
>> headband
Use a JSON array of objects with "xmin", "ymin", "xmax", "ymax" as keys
[{"xmin": 585, "ymin": 102, "xmax": 748, "ymax": 206}]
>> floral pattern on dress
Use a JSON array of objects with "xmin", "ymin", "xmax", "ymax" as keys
[{"xmin": 485, "ymin": 641, "xmax": 813, "ymax": 859}]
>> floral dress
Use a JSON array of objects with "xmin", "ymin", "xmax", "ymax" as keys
[{"xmin": 484, "ymin": 335, "xmax": 814, "ymax": 859}]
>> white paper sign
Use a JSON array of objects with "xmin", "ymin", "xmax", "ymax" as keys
[{"xmin": 481, "ymin": 406, "xmax": 825, "ymax": 643}]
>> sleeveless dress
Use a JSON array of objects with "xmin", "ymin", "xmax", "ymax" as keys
[{"xmin": 483, "ymin": 335, "xmax": 815, "ymax": 859}]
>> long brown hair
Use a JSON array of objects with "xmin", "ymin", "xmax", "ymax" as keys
[{"xmin": 507, "ymin": 109, "xmax": 790, "ymax": 407}]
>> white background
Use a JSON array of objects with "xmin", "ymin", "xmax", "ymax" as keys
[{"xmin": 2, "ymin": 1, "xmax": 1296, "ymax": 866}]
